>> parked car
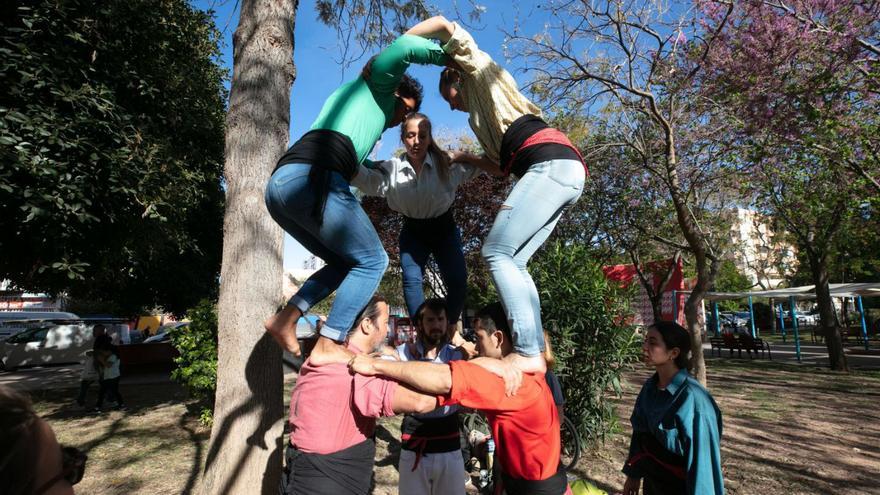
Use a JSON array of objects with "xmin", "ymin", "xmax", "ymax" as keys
[
  {"xmin": 0, "ymin": 312, "xmax": 80, "ymax": 341},
  {"xmin": 716, "ymin": 312, "xmax": 749, "ymax": 333},
  {"xmin": 781, "ymin": 310, "xmax": 819, "ymax": 327},
  {"xmin": 143, "ymin": 322, "xmax": 189, "ymax": 344},
  {"xmin": 0, "ymin": 322, "xmax": 93, "ymax": 371}
]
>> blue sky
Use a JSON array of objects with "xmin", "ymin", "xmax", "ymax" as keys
[{"xmin": 191, "ymin": 0, "xmax": 550, "ymax": 268}]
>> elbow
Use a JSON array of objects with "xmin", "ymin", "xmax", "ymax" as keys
[
  {"xmin": 439, "ymin": 372, "xmax": 453, "ymax": 394},
  {"xmin": 414, "ymin": 394, "xmax": 439, "ymax": 414}
]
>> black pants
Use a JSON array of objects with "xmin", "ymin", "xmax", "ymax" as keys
[
  {"xmin": 76, "ymin": 379, "xmax": 94, "ymax": 406},
  {"xmin": 96, "ymin": 377, "xmax": 123, "ymax": 408}
]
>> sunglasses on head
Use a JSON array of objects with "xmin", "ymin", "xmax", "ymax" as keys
[{"xmin": 35, "ymin": 446, "xmax": 87, "ymax": 494}]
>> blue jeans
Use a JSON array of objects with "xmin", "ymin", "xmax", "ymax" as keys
[
  {"xmin": 265, "ymin": 163, "xmax": 389, "ymax": 341},
  {"xmin": 482, "ymin": 159, "xmax": 585, "ymax": 356},
  {"xmin": 399, "ymin": 224, "xmax": 467, "ymax": 324}
]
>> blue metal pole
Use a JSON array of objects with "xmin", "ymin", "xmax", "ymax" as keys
[
  {"xmin": 778, "ymin": 303, "xmax": 787, "ymax": 343},
  {"xmin": 672, "ymin": 290, "xmax": 678, "ymax": 324},
  {"xmin": 858, "ymin": 296, "xmax": 869, "ymax": 351},
  {"xmin": 713, "ymin": 301, "xmax": 721, "ymax": 337},
  {"xmin": 748, "ymin": 295, "xmax": 757, "ymax": 337},
  {"xmin": 790, "ymin": 296, "xmax": 801, "ymax": 362}
]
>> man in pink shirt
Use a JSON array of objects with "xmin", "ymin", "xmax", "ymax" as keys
[{"xmin": 280, "ymin": 295, "xmax": 439, "ymax": 495}]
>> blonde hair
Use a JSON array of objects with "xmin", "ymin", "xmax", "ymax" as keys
[
  {"xmin": 400, "ymin": 113, "xmax": 450, "ymax": 184},
  {"xmin": 543, "ymin": 330, "xmax": 556, "ymax": 370}
]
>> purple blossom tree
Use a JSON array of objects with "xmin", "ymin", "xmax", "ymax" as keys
[{"xmin": 697, "ymin": 0, "xmax": 880, "ymax": 370}]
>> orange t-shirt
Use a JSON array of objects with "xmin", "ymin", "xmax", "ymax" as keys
[{"xmin": 437, "ymin": 360, "xmax": 561, "ymax": 481}]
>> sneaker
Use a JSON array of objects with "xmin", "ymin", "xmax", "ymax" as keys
[{"xmin": 89, "ymin": 407, "xmax": 103, "ymax": 414}]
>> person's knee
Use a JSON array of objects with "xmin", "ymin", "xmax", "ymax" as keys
[
  {"xmin": 360, "ymin": 249, "xmax": 389, "ymax": 273},
  {"xmin": 481, "ymin": 241, "xmax": 503, "ymax": 264}
]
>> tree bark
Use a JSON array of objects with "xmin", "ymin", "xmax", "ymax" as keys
[
  {"xmin": 808, "ymin": 251, "xmax": 848, "ymax": 371},
  {"xmin": 201, "ymin": 1, "xmax": 298, "ymax": 493}
]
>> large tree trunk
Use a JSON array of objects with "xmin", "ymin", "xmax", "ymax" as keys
[
  {"xmin": 201, "ymin": 1, "xmax": 298, "ymax": 494},
  {"xmin": 664, "ymin": 136, "xmax": 714, "ymax": 385},
  {"xmin": 808, "ymin": 251, "xmax": 848, "ymax": 371},
  {"xmin": 683, "ymin": 254, "xmax": 717, "ymax": 386}
]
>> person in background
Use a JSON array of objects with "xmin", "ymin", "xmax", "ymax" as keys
[
  {"xmin": 93, "ymin": 337, "xmax": 125, "ymax": 412},
  {"xmin": 622, "ymin": 321, "xmax": 724, "ymax": 495},
  {"xmin": 75, "ymin": 349, "xmax": 99, "ymax": 409},
  {"xmin": 0, "ymin": 385, "xmax": 87, "ymax": 495}
]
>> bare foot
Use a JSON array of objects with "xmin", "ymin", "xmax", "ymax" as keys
[
  {"xmin": 264, "ymin": 305, "xmax": 302, "ymax": 356},
  {"xmin": 308, "ymin": 336, "xmax": 354, "ymax": 366},
  {"xmin": 503, "ymin": 353, "xmax": 547, "ymax": 374}
]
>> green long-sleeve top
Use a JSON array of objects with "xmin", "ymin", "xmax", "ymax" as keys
[
  {"xmin": 309, "ymin": 34, "xmax": 447, "ymax": 163},
  {"xmin": 623, "ymin": 369, "xmax": 725, "ymax": 495}
]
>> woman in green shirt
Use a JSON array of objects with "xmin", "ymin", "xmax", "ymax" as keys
[{"xmin": 264, "ymin": 34, "xmax": 448, "ymax": 360}]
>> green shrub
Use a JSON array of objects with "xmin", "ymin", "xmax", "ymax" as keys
[
  {"xmin": 169, "ymin": 299, "xmax": 217, "ymax": 426},
  {"xmin": 531, "ymin": 241, "xmax": 641, "ymax": 444}
]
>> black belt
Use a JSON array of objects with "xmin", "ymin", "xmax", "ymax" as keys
[{"xmin": 401, "ymin": 208, "xmax": 456, "ymax": 240}]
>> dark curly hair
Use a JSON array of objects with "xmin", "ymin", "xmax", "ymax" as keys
[{"xmin": 397, "ymin": 73, "xmax": 423, "ymax": 113}]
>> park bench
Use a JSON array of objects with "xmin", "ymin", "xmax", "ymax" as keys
[
  {"xmin": 737, "ymin": 334, "xmax": 772, "ymax": 359},
  {"xmin": 709, "ymin": 337, "xmax": 725, "ymax": 357},
  {"xmin": 720, "ymin": 333, "xmax": 743, "ymax": 357}
]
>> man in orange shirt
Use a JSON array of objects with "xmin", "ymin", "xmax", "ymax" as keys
[{"xmin": 349, "ymin": 302, "xmax": 570, "ymax": 495}]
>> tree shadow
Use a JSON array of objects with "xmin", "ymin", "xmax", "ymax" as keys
[
  {"xmin": 374, "ymin": 424, "xmax": 401, "ymax": 469},
  {"xmin": 203, "ymin": 333, "xmax": 284, "ymax": 495}
]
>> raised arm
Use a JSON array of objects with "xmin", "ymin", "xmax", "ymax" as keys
[
  {"xmin": 450, "ymin": 150, "xmax": 504, "ymax": 177},
  {"xmin": 405, "ymin": 16, "xmax": 456, "ymax": 43},
  {"xmin": 350, "ymin": 161, "xmax": 391, "ymax": 197},
  {"xmin": 368, "ymin": 34, "xmax": 448, "ymax": 94},
  {"xmin": 350, "ymin": 354, "xmax": 452, "ymax": 394}
]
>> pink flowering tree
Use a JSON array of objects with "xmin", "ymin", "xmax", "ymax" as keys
[{"xmin": 697, "ymin": 0, "xmax": 880, "ymax": 370}]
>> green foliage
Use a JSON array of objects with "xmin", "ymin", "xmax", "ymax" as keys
[
  {"xmin": 169, "ymin": 299, "xmax": 217, "ymax": 424},
  {"xmin": 530, "ymin": 241, "xmax": 641, "ymax": 445},
  {"xmin": 713, "ymin": 260, "xmax": 753, "ymax": 311},
  {"xmin": 0, "ymin": 0, "xmax": 226, "ymax": 315}
]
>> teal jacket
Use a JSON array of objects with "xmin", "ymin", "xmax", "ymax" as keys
[
  {"xmin": 624, "ymin": 369, "xmax": 725, "ymax": 494},
  {"xmin": 310, "ymin": 34, "xmax": 447, "ymax": 163}
]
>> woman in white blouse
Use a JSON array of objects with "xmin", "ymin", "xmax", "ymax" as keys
[{"xmin": 352, "ymin": 113, "xmax": 489, "ymax": 329}]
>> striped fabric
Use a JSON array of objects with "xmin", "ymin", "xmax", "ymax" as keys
[{"xmin": 441, "ymin": 23, "xmax": 542, "ymax": 163}]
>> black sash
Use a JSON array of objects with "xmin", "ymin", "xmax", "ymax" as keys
[
  {"xmin": 499, "ymin": 114, "xmax": 581, "ymax": 177},
  {"xmin": 401, "ymin": 208, "xmax": 457, "ymax": 244},
  {"xmin": 500, "ymin": 464, "xmax": 569, "ymax": 495},
  {"xmin": 273, "ymin": 129, "xmax": 359, "ymax": 225},
  {"xmin": 400, "ymin": 413, "xmax": 461, "ymax": 454},
  {"xmin": 625, "ymin": 432, "xmax": 687, "ymax": 495},
  {"xmin": 281, "ymin": 438, "xmax": 375, "ymax": 495}
]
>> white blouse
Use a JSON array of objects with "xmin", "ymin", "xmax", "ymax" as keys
[{"xmin": 352, "ymin": 151, "xmax": 482, "ymax": 219}]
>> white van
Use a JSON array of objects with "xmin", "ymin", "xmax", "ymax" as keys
[
  {"xmin": 0, "ymin": 312, "xmax": 80, "ymax": 341},
  {"xmin": 0, "ymin": 321, "xmax": 93, "ymax": 371}
]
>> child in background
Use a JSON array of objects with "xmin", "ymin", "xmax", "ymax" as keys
[
  {"xmin": 93, "ymin": 338, "xmax": 125, "ymax": 412},
  {"xmin": 75, "ymin": 349, "xmax": 99, "ymax": 408}
]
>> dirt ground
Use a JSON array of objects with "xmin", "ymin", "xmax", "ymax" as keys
[{"xmin": 23, "ymin": 357, "xmax": 880, "ymax": 494}]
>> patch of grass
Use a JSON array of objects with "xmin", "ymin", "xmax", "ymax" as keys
[{"xmin": 30, "ymin": 382, "xmax": 209, "ymax": 495}]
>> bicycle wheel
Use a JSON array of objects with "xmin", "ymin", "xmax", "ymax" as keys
[{"xmin": 560, "ymin": 415, "xmax": 582, "ymax": 471}]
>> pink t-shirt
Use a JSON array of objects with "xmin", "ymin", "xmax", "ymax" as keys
[{"xmin": 289, "ymin": 345, "xmax": 399, "ymax": 454}]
